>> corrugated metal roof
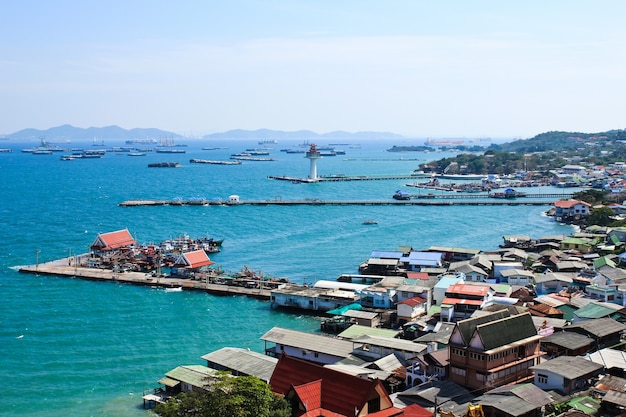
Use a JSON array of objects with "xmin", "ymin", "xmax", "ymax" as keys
[
  {"xmin": 352, "ymin": 335, "xmax": 428, "ymax": 353},
  {"xmin": 261, "ymin": 327, "xmax": 354, "ymax": 358},
  {"xmin": 165, "ymin": 365, "xmax": 217, "ymax": 389},
  {"xmin": 337, "ymin": 325, "xmax": 399, "ymax": 340},
  {"xmin": 531, "ymin": 356, "xmax": 604, "ymax": 379},
  {"xmin": 201, "ymin": 347, "xmax": 278, "ymax": 382}
]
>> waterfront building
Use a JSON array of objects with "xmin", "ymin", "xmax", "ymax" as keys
[
  {"xmin": 261, "ymin": 327, "xmax": 354, "ymax": 365},
  {"xmin": 554, "ymin": 200, "xmax": 591, "ymax": 221},
  {"xmin": 171, "ymin": 249, "xmax": 215, "ymax": 277},
  {"xmin": 201, "ymin": 347, "xmax": 278, "ymax": 382},
  {"xmin": 270, "ymin": 284, "xmax": 359, "ymax": 311},
  {"xmin": 432, "ymin": 276, "xmax": 464, "ymax": 306},
  {"xmin": 424, "ymin": 246, "xmax": 480, "ymax": 262}
]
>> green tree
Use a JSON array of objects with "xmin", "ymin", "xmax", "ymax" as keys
[
  {"xmin": 572, "ymin": 189, "xmax": 610, "ymax": 205},
  {"xmin": 587, "ymin": 206, "xmax": 615, "ymax": 226},
  {"xmin": 155, "ymin": 373, "xmax": 290, "ymax": 417}
]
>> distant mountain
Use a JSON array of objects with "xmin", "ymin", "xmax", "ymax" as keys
[
  {"xmin": 5, "ymin": 125, "xmax": 405, "ymax": 142},
  {"xmin": 7, "ymin": 124, "xmax": 182, "ymax": 141},
  {"xmin": 203, "ymin": 129, "xmax": 404, "ymax": 141}
]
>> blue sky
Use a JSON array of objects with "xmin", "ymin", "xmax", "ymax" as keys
[{"xmin": 1, "ymin": 1, "xmax": 625, "ymax": 138}]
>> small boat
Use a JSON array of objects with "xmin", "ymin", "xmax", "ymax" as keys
[
  {"xmin": 128, "ymin": 152, "xmax": 147, "ymax": 157},
  {"xmin": 164, "ymin": 286, "xmax": 183, "ymax": 292},
  {"xmin": 362, "ymin": 220, "xmax": 378, "ymax": 225}
]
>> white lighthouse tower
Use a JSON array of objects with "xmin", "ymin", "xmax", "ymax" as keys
[{"xmin": 305, "ymin": 143, "xmax": 321, "ymax": 181}]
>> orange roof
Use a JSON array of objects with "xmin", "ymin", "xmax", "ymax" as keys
[
  {"xmin": 90, "ymin": 229, "xmax": 136, "ymax": 250},
  {"xmin": 554, "ymin": 200, "xmax": 590, "ymax": 208},
  {"xmin": 446, "ymin": 284, "xmax": 490, "ymax": 296},
  {"xmin": 442, "ymin": 297, "xmax": 484, "ymax": 306},
  {"xmin": 176, "ymin": 250, "xmax": 215, "ymax": 268},
  {"xmin": 294, "ymin": 380, "xmax": 322, "ymax": 410}
]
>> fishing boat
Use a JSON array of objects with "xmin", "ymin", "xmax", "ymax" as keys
[
  {"xmin": 189, "ymin": 159, "xmax": 242, "ymax": 165},
  {"xmin": 362, "ymin": 220, "xmax": 378, "ymax": 225},
  {"xmin": 164, "ymin": 286, "xmax": 183, "ymax": 292}
]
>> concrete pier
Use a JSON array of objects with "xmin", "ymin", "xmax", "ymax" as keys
[{"xmin": 19, "ymin": 258, "xmax": 272, "ymax": 300}]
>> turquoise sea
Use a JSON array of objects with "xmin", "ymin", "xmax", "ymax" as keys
[{"xmin": 0, "ymin": 138, "xmax": 575, "ymax": 416}]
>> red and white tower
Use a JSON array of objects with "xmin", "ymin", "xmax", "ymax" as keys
[{"xmin": 305, "ymin": 143, "xmax": 321, "ymax": 180}]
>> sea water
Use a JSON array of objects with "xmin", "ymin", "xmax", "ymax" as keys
[{"xmin": 0, "ymin": 139, "xmax": 574, "ymax": 416}]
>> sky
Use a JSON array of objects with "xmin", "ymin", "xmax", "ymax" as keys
[{"xmin": 1, "ymin": 1, "xmax": 626, "ymax": 139}]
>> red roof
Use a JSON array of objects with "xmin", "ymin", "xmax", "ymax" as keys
[
  {"xmin": 175, "ymin": 250, "xmax": 215, "ymax": 268},
  {"xmin": 400, "ymin": 404, "xmax": 435, "ymax": 417},
  {"xmin": 442, "ymin": 297, "xmax": 484, "ymax": 306},
  {"xmin": 270, "ymin": 355, "xmax": 392, "ymax": 417},
  {"xmin": 406, "ymin": 272, "xmax": 430, "ymax": 280},
  {"xmin": 367, "ymin": 407, "xmax": 405, "ymax": 417},
  {"xmin": 90, "ymin": 229, "xmax": 136, "ymax": 250},
  {"xmin": 397, "ymin": 296, "xmax": 426, "ymax": 306},
  {"xmin": 293, "ymin": 380, "xmax": 322, "ymax": 410}
]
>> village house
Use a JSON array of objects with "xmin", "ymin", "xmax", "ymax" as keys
[
  {"xmin": 563, "ymin": 317, "xmax": 626, "ymax": 350},
  {"xmin": 396, "ymin": 296, "xmax": 428, "ymax": 325},
  {"xmin": 500, "ymin": 268, "xmax": 536, "ymax": 286},
  {"xmin": 269, "ymin": 354, "xmax": 403, "ymax": 416},
  {"xmin": 553, "ymin": 200, "xmax": 591, "ymax": 222},
  {"xmin": 156, "ymin": 365, "xmax": 217, "ymax": 398},
  {"xmin": 425, "ymin": 246, "xmax": 481, "ymax": 262},
  {"xmin": 492, "ymin": 261, "xmax": 525, "ymax": 281},
  {"xmin": 473, "ymin": 383, "xmax": 554, "ymax": 417},
  {"xmin": 201, "ymin": 347, "xmax": 278, "ymax": 383},
  {"xmin": 440, "ymin": 283, "xmax": 493, "ymax": 322},
  {"xmin": 560, "ymin": 236, "xmax": 598, "ymax": 253},
  {"xmin": 534, "ymin": 272, "xmax": 574, "ymax": 294},
  {"xmin": 448, "ymin": 311, "xmax": 543, "ymax": 393},
  {"xmin": 359, "ymin": 250, "xmax": 405, "ymax": 276},
  {"xmin": 448, "ymin": 263, "xmax": 489, "ymax": 283},
  {"xmin": 540, "ymin": 331, "xmax": 595, "ymax": 358},
  {"xmin": 530, "ymin": 355, "xmax": 604, "ymax": 395},
  {"xmin": 403, "ymin": 251, "xmax": 444, "ymax": 271},
  {"xmin": 351, "ymin": 335, "xmax": 429, "ymax": 362},
  {"xmin": 405, "ymin": 348, "xmax": 449, "ymax": 387},
  {"xmin": 261, "ymin": 326, "xmax": 354, "ymax": 365},
  {"xmin": 432, "ymin": 275, "xmax": 464, "ymax": 306}
]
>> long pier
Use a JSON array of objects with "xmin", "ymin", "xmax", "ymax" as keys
[
  {"xmin": 269, "ymin": 174, "xmax": 420, "ymax": 183},
  {"xmin": 19, "ymin": 258, "xmax": 273, "ymax": 300},
  {"xmin": 119, "ymin": 194, "xmax": 571, "ymax": 207}
]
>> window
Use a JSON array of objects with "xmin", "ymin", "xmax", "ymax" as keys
[
  {"xmin": 451, "ymin": 367, "xmax": 466, "ymax": 377},
  {"xmin": 537, "ymin": 373, "xmax": 548, "ymax": 384}
]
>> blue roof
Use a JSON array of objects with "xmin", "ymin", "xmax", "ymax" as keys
[
  {"xmin": 370, "ymin": 251, "xmax": 403, "ymax": 259},
  {"xmin": 435, "ymin": 276, "xmax": 462, "ymax": 289}
]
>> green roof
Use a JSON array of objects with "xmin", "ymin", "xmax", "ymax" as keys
[
  {"xmin": 567, "ymin": 395, "xmax": 601, "ymax": 414},
  {"xmin": 165, "ymin": 365, "xmax": 217, "ymax": 389},
  {"xmin": 556, "ymin": 304, "xmax": 577, "ymax": 321},
  {"xmin": 337, "ymin": 324, "xmax": 400, "ymax": 340},
  {"xmin": 574, "ymin": 302, "xmax": 616, "ymax": 319},
  {"xmin": 326, "ymin": 303, "xmax": 362, "ymax": 315},
  {"xmin": 477, "ymin": 313, "xmax": 537, "ymax": 351}
]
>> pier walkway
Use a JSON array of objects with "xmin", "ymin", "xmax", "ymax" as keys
[
  {"xmin": 19, "ymin": 258, "xmax": 272, "ymax": 300},
  {"xmin": 120, "ymin": 194, "xmax": 572, "ymax": 207}
]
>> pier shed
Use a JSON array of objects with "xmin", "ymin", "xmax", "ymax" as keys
[
  {"xmin": 90, "ymin": 229, "xmax": 136, "ymax": 252},
  {"xmin": 171, "ymin": 249, "xmax": 215, "ymax": 277}
]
